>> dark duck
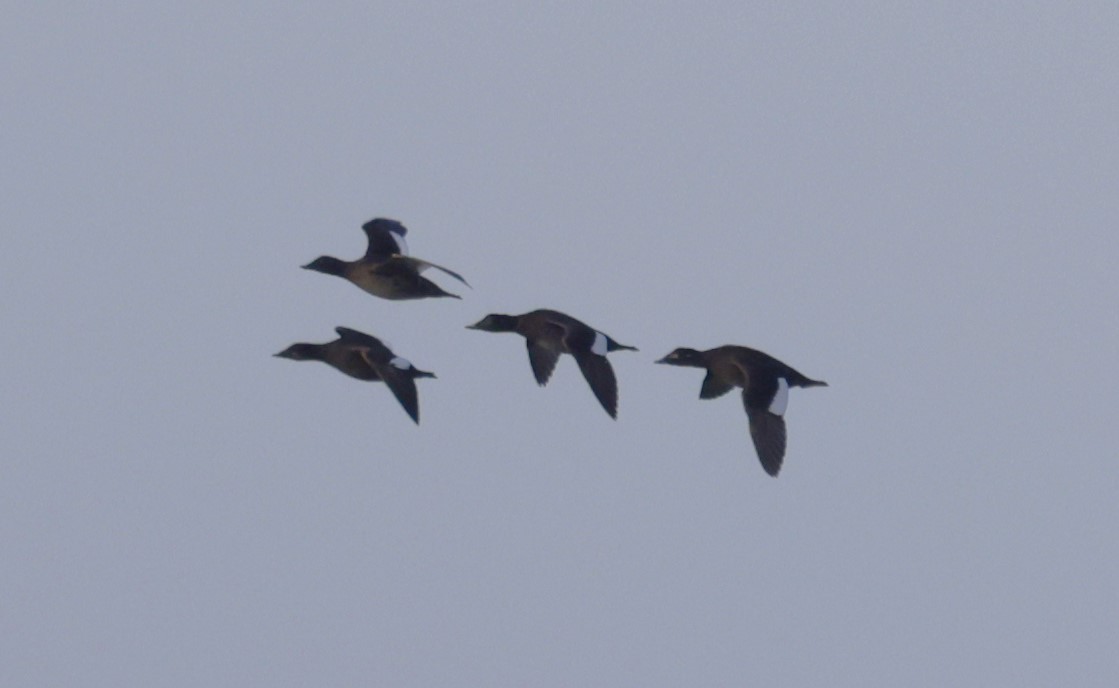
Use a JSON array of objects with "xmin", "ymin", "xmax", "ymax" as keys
[
  {"xmin": 275, "ymin": 327, "xmax": 436, "ymax": 424},
  {"xmin": 303, "ymin": 218, "xmax": 469, "ymax": 300},
  {"xmin": 467, "ymin": 309, "xmax": 637, "ymax": 419},
  {"xmin": 657, "ymin": 345, "xmax": 826, "ymax": 476}
]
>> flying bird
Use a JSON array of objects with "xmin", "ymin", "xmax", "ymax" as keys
[
  {"xmin": 656, "ymin": 345, "xmax": 826, "ymax": 476},
  {"xmin": 467, "ymin": 309, "xmax": 637, "ymax": 419},
  {"xmin": 275, "ymin": 326, "xmax": 436, "ymax": 424},
  {"xmin": 303, "ymin": 218, "xmax": 470, "ymax": 300}
]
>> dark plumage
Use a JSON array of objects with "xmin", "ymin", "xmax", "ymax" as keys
[
  {"xmin": 656, "ymin": 346, "xmax": 826, "ymax": 476},
  {"xmin": 467, "ymin": 309, "xmax": 638, "ymax": 419},
  {"xmin": 303, "ymin": 218, "xmax": 470, "ymax": 300},
  {"xmin": 274, "ymin": 327, "xmax": 436, "ymax": 424}
]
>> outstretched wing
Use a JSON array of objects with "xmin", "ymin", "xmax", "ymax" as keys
[
  {"xmin": 361, "ymin": 218, "xmax": 409, "ymax": 260},
  {"xmin": 573, "ymin": 351, "xmax": 619, "ymax": 419},
  {"xmin": 744, "ymin": 388, "xmax": 787, "ymax": 477},
  {"xmin": 363, "ymin": 354, "xmax": 423, "ymax": 425},
  {"xmin": 526, "ymin": 340, "xmax": 560, "ymax": 386},
  {"xmin": 699, "ymin": 372, "xmax": 734, "ymax": 399},
  {"xmin": 335, "ymin": 326, "xmax": 384, "ymax": 348},
  {"xmin": 334, "ymin": 327, "xmax": 395, "ymax": 360},
  {"xmin": 400, "ymin": 256, "xmax": 471, "ymax": 288}
]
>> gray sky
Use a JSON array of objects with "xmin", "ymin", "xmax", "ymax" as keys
[{"xmin": 4, "ymin": 3, "xmax": 1118, "ymax": 686}]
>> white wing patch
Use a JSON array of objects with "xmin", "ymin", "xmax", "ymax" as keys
[
  {"xmin": 769, "ymin": 377, "xmax": 789, "ymax": 416},
  {"xmin": 591, "ymin": 331, "xmax": 608, "ymax": 356},
  {"xmin": 389, "ymin": 356, "xmax": 412, "ymax": 370},
  {"xmin": 390, "ymin": 230, "xmax": 409, "ymax": 256}
]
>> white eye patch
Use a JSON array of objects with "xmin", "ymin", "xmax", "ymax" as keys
[
  {"xmin": 389, "ymin": 356, "xmax": 412, "ymax": 370},
  {"xmin": 591, "ymin": 331, "xmax": 608, "ymax": 356},
  {"xmin": 769, "ymin": 377, "xmax": 789, "ymax": 416}
]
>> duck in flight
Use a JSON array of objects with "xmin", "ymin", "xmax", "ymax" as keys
[
  {"xmin": 656, "ymin": 345, "xmax": 826, "ymax": 476},
  {"xmin": 275, "ymin": 326, "xmax": 436, "ymax": 424},
  {"xmin": 467, "ymin": 309, "xmax": 637, "ymax": 419},
  {"xmin": 303, "ymin": 218, "xmax": 470, "ymax": 300}
]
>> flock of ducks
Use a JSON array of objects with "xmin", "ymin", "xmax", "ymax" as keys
[{"xmin": 277, "ymin": 218, "xmax": 827, "ymax": 476}]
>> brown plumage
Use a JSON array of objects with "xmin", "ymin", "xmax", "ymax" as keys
[
  {"xmin": 467, "ymin": 309, "xmax": 638, "ymax": 419},
  {"xmin": 303, "ymin": 218, "xmax": 469, "ymax": 300},
  {"xmin": 275, "ymin": 326, "xmax": 436, "ymax": 424},
  {"xmin": 657, "ymin": 345, "xmax": 826, "ymax": 476}
]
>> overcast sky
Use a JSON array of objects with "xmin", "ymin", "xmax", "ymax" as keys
[{"xmin": 4, "ymin": 3, "xmax": 1118, "ymax": 686}]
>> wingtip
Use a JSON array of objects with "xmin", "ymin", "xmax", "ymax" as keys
[
  {"xmin": 598, "ymin": 400, "xmax": 619, "ymax": 419},
  {"xmin": 759, "ymin": 452, "xmax": 783, "ymax": 477}
]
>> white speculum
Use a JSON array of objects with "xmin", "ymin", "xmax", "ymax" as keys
[
  {"xmin": 769, "ymin": 377, "xmax": 789, "ymax": 415},
  {"xmin": 591, "ymin": 331, "xmax": 608, "ymax": 356},
  {"xmin": 390, "ymin": 231, "xmax": 409, "ymax": 256}
]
